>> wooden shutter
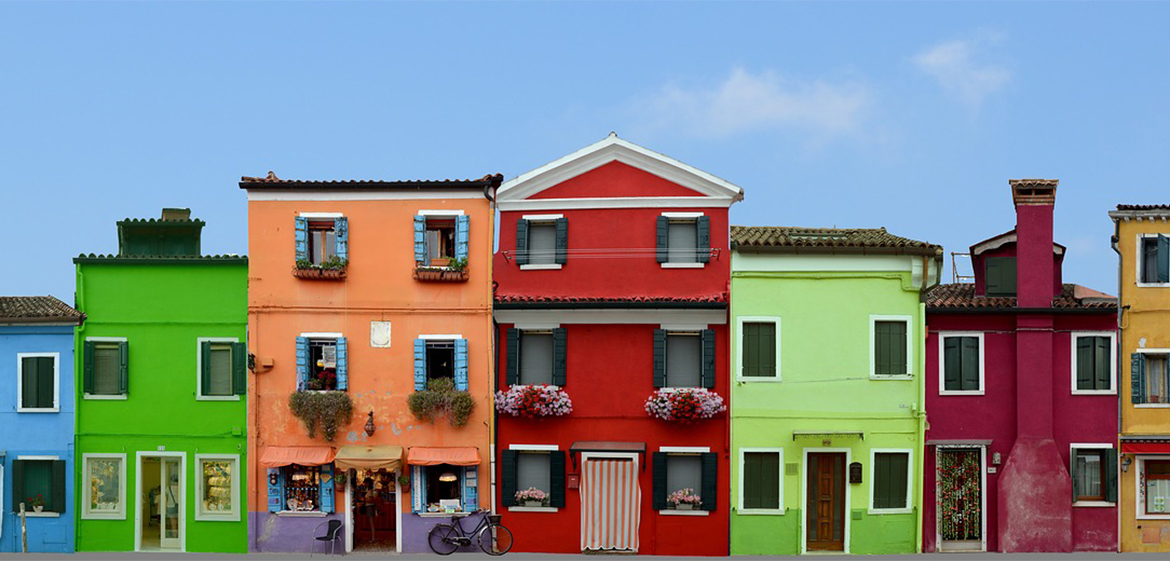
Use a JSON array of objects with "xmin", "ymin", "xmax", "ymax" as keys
[
  {"xmin": 1070, "ymin": 450, "xmax": 1079, "ymax": 502},
  {"xmin": 653, "ymin": 329, "xmax": 667, "ymax": 388},
  {"xmin": 1159, "ymin": 234, "xmax": 1170, "ymax": 284},
  {"xmin": 462, "ymin": 465, "xmax": 478, "ymax": 511},
  {"xmin": 555, "ymin": 217, "xmax": 568, "ymax": 265},
  {"xmin": 501, "ymin": 450, "xmax": 518, "ymax": 507},
  {"xmin": 701, "ymin": 452, "xmax": 717, "ymax": 511},
  {"xmin": 1076, "ymin": 337, "xmax": 1093, "ymax": 391},
  {"xmin": 514, "ymin": 219, "xmax": 530, "ymax": 266},
  {"xmin": 12, "ymin": 461, "xmax": 23, "ymax": 513},
  {"xmin": 335, "ymin": 337, "xmax": 348, "ymax": 391},
  {"xmin": 1095, "ymin": 336, "xmax": 1111, "ymax": 390},
  {"xmin": 742, "ymin": 324, "xmax": 758, "ymax": 378},
  {"xmin": 943, "ymin": 338, "xmax": 960, "ymax": 390},
  {"xmin": 1132, "ymin": 353, "xmax": 1146, "ymax": 404},
  {"xmin": 986, "ymin": 257, "xmax": 1017, "ymax": 296},
  {"xmin": 232, "ymin": 342, "xmax": 248, "ymax": 395},
  {"xmin": 552, "ymin": 328, "xmax": 567, "ymax": 387},
  {"xmin": 697, "ymin": 216, "xmax": 711, "ymax": 263},
  {"xmin": 505, "ymin": 329, "xmax": 519, "ymax": 386},
  {"xmin": 454, "ymin": 338, "xmax": 469, "ymax": 391},
  {"xmin": 334, "ymin": 217, "xmax": 348, "ymax": 261},
  {"xmin": 1105, "ymin": 448, "xmax": 1119, "ymax": 503},
  {"xmin": 701, "ymin": 329, "xmax": 716, "ymax": 389},
  {"xmin": 875, "ymin": 322, "xmax": 905, "ymax": 375},
  {"xmin": 52, "ymin": 460, "xmax": 66, "ymax": 513},
  {"xmin": 656, "ymin": 216, "xmax": 669, "ymax": 263},
  {"xmin": 652, "ymin": 452, "xmax": 667, "ymax": 510},
  {"xmin": 414, "ymin": 339, "xmax": 427, "ymax": 391},
  {"xmin": 411, "ymin": 466, "xmax": 426, "ymax": 512},
  {"xmin": 318, "ymin": 464, "xmax": 335, "ymax": 513},
  {"xmin": 118, "ymin": 341, "xmax": 129, "ymax": 395},
  {"xmin": 549, "ymin": 451, "xmax": 566, "ymax": 508},
  {"xmin": 200, "ymin": 341, "xmax": 213, "ymax": 396},
  {"xmin": 455, "ymin": 215, "xmax": 470, "ymax": 261},
  {"xmin": 875, "ymin": 453, "xmax": 908, "ymax": 509},
  {"xmin": 295, "ymin": 337, "xmax": 309, "ymax": 391},
  {"xmin": 413, "ymin": 215, "xmax": 427, "ymax": 264},
  {"xmin": 294, "ymin": 217, "xmax": 308, "ymax": 262},
  {"xmin": 36, "ymin": 358, "xmax": 53, "ymax": 409},
  {"xmin": 267, "ymin": 468, "xmax": 284, "ymax": 512},
  {"xmin": 83, "ymin": 340, "xmax": 95, "ymax": 395},
  {"xmin": 960, "ymin": 337, "xmax": 979, "ymax": 390}
]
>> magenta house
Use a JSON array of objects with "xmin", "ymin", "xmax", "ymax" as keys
[{"xmin": 922, "ymin": 180, "xmax": 1118, "ymax": 553}]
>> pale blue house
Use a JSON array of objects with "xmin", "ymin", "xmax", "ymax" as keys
[{"xmin": 0, "ymin": 296, "xmax": 83, "ymax": 553}]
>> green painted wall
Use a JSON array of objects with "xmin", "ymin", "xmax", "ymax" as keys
[
  {"xmin": 74, "ymin": 259, "xmax": 248, "ymax": 553},
  {"xmin": 729, "ymin": 253, "xmax": 930, "ymax": 555}
]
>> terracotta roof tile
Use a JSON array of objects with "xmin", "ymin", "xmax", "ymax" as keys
[
  {"xmin": 240, "ymin": 171, "xmax": 503, "ymax": 190},
  {"xmin": 494, "ymin": 293, "xmax": 728, "ymax": 305},
  {"xmin": 926, "ymin": 283, "xmax": 1117, "ymax": 311},
  {"xmin": 1115, "ymin": 204, "xmax": 1170, "ymax": 211},
  {"xmin": 731, "ymin": 226, "xmax": 940, "ymax": 254},
  {"xmin": 0, "ymin": 296, "xmax": 82, "ymax": 322}
]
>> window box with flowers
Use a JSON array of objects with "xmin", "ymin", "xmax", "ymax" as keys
[
  {"xmin": 495, "ymin": 385, "xmax": 573, "ymax": 418},
  {"xmin": 515, "ymin": 487, "xmax": 549, "ymax": 508},
  {"xmin": 413, "ymin": 257, "xmax": 469, "ymax": 282},
  {"xmin": 668, "ymin": 488, "xmax": 701, "ymax": 510},
  {"xmin": 293, "ymin": 215, "xmax": 348, "ymax": 280},
  {"xmin": 645, "ymin": 388, "xmax": 726, "ymax": 422},
  {"xmin": 414, "ymin": 213, "xmax": 470, "ymax": 282}
]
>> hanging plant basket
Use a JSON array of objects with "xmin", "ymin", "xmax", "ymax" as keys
[
  {"xmin": 495, "ymin": 385, "xmax": 573, "ymax": 418},
  {"xmin": 644, "ymin": 388, "xmax": 726, "ymax": 422},
  {"xmin": 413, "ymin": 267, "xmax": 469, "ymax": 282},
  {"xmin": 288, "ymin": 390, "xmax": 354, "ymax": 441},
  {"xmin": 407, "ymin": 378, "xmax": 475, "ymax": 427}
]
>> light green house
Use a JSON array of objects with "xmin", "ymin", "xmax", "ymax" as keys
[
  {"xmin": 729, "ymin": 226, "xmax": 941, "ymax": 555},
  {"xmin": 74, "ymin": 209, "xmax": 248, "ymax": 553}
]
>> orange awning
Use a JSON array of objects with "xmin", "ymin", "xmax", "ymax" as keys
[
  {"xmin": 334, "ymin": 445, "xmax": 404, "ymax": 471},
  {"xmin": 259, "ymin": 446, "xmax": 335, "ymax": 468},
  {"xmin": 407, "ymin": 447, "xmax": 480, "ymax": 467}
]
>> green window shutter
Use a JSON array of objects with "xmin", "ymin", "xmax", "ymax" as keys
[
  {"xmin": 555, "ymin": 217, "xmax": 568, "ymax": 265},
  {"xmin": 875, "ymin": 322, "xmax": 907, "ymax": 375},
  {"xmin": 1159, "ymin": 234, "xmax": 1170, "ymax": 284},
  {"xmin": 500, "ymin": 450, "xmax": 518, "ymax": 507},
  {"xmin": 12, "ymin": 460, "xmax": 24, "ymax": 512},
  {"xmin": 742, "ymin": 323, "xmax": 759, "ymax": 378},
  {"xmin": 986, "ymin": 258, "xmax": 1001, "ymax": 295},
  {"xmin": 118, "ymin": 341, "xmax": 129, "ymax": 395},
  {"xmin": 696, "ymin": 216, "xmax": 711, "ymax": 264},
  {"xmin": 760, "ymin": 323, "xmax": 776, "ymax": 377},
  {"xmin": 232, "ymin": 342, "xmax": 248, "ymax": 396},
  {"xmin": 874, "ymin": 453, "xmax": 908, "ymax": 509},
  {"xmin": 549, "ymin": 451, "xmax": 566, "ymax": 508},
  {"xmin": 652, "ymin": 329, "xmax": 667, "ymax": 388},
  {"xmin": 505, "ymin": 329, "xmax": 520, "ymax": 386},
  {"xmin": 83, "ymin": 341, "xmax": 95, "ymax": 395},
  {"xmin": 1095, "ymin": 337, "xmax": 1111, "ymax": 390},
  {"xmin": 1070, "ymin": 450, "xmax": 1080, "ymax": 502},
  {"xmin": 743, "ymin": 452, "xmax": 779, "ymax": 509},
  {"xmin": 1132, "ymin": 353, "xmax": 1146, "ymax": 404},
  {"xmin": 1076, "ymin": 337, "xmax": 1093, "ymax": 390},
  {"xmin": 701, "ymin": 452, "xmax": 717, "ymax": 512},
  {"xmin": 961, "ymin": 337, "xmax": 979, "ymax": 390},
  {"xmin": 36, "ymin": 358, "xmax": 54, "ymax": 408},
  {"xmin": 655, "ymin": 216, "xmax": 668, "ymax": 263},
  {"xmin": 701, "ymin": 329, "xmax": 716, "ymax": 389},
  {"xmin": 200, "ymin": 341, "xmax": 212, "ymax": 396},
  {"xmin": 943, "ymin": 338, "xmax": 960, "ymax": 390},
  {"xmin": 1105, "ymin": 448, "xmax": 1119, "ymax": 503},
  {"xmin": 651, "ymin": 452, "xmax": 667, "ymax": 510},
  {"xmin": 52, "ymin": 460, "xmax": 66, "ymax": 513},
  {"xmin": 21, "ymin": 357, "xmax": 38, "ymax": 408},
  {"xmin": 514, "ymin": 220, "xmax": 529, "ymax": 266},
  {"xmin": 986, "ymin": 257, "xmax": 1018, "ymax": 297},
  {"xmin": 552, "ymin": 328, "xmax": 567, "ymax": 387}
]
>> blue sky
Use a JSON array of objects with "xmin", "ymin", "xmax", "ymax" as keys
[{"xmin": 3, "ymin": 2, "xmax": 1168, "ymax": 300}]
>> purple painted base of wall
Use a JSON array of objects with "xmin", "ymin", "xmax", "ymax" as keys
[
  {"xmin": 250, "ymin": 511, "xmax": 344, "ymax": 554},
  {"xmin": 998, "ymin": 437, "xmax": 1073, "ymax": 552},
  {"xmin": 402, "ymin": 512, "xmax": 488, "ymax": 553}
]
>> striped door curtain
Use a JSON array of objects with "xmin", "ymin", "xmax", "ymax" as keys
[{"xmin": 580, "ymin": 458, "xmax": 641, "ymax": 552}]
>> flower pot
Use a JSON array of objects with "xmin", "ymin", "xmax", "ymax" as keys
[
  {"xmin": 33, "ymin": 506, "xmax": 43, "ymax": 513},
  {"xmin": 413, "ymin": 268, "xmax": 469, "ymax": 282},
  {"xmin": 524, "ymin": 500, "xmax": 543, "ymax": 508},
  {"xmin": 676, "ymin": 503, "xmax": 693, "ymax": 511},
  {"xmin": 292, "ymin": 267, "xmax": 347, "ymax": 280}
]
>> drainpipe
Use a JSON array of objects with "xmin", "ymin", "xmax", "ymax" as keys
[
  {"xmin": 74, "ymin": 265, "xmax": 85, "ymax": 549},
  {"xmin": 915, "ymin": 251, "xmax": 942, "ymax": 553},
  {"xmin": 1111, "ymin": 221, "xmax": 1123, "ymax": 553}
]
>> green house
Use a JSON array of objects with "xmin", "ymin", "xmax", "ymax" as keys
[
  {"xmin": 74, "ymin": 209, "xmax": 248, "ymax": 553},
  {"xmin": 728, "ymin": 226, "xmax": 941, "ymax": 555}
]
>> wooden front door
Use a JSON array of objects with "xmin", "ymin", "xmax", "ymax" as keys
[{"xmin": 806, "ymin": 453, "xmax": 845, "ymax": 551}]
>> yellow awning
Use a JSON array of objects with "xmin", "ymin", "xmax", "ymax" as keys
[{"xmin": 334, "ymin": 445, "xmax": 404, "ymax": 471}]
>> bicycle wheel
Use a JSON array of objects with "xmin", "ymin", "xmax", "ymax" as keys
[
  {"xmin": 478, "ymin": 523, "xmax": 514, "ymax": 555},
  {"xmin": 428, "ymin": 523, "xmax": 460, "ymax": 555}
]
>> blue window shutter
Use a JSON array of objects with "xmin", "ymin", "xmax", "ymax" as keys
[
  {"xmin": 455, "ymin": 215, "xmax": 470, "ymax": 261},
  {"xmin": 515, "ymin": 219, "xmax": 529, "ymax": 266},
  {"xmin": 697, "ymin": 216, "xmax": 711, "ymax": 263},
  {"xmin": 319, "ymin": 463, "xmax": 335, "ymax": 513},
  {"xmin": 334, "ymin": 217, "xmax": 348, "ymax": 261},
  {"xmin": 463, "ymin": 465, "xmax": 478, "ymax": 511},
  {"xmin": 414, "ymin": 339, "xmax": 427, "ymax": 391},
  {"xmin": 335, "ymin": 337, "xmax": 348, "ymax": 391},
  {"xmin": 412, "ymin": 466, "xmax": 426, "ymax": 512},
  {"xmin": 267, "ymin": 468, "xmax": 284, "ymax": 513},
  {"xmin": 295, "ymin": 217, "xmax": 308, "ymax": 261},
  {"xmin": 295, "ymin": 337, "xmax": 309, "ymax": 391},
  {"xmin": 1159, "ymin": 234, "xmax": 1170, "ymax": 283},
  {"xmin": 454, "ymin": 338, "xmax": 469, "ymax": 391},
  {"xmin": 414, "ymin": 215, "xmax": 427, "ymax": 264}
]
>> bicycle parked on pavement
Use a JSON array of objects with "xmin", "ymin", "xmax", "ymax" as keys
[{"xmin": 427, "ymin": 509, "xmax": 514, "ymax": 555}]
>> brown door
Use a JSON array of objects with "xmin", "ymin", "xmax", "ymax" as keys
[{"xmin": 806, "ymin": 452, "xmax": 846, "ymax": 551}]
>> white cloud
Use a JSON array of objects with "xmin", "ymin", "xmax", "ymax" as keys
[
  {"xmin": 914, "ymin": 35, "xmax": 1011, "ymax": 107},
  {"xmin": 634, "ymin": 67, "xmax": 870, "ymax": 140}
]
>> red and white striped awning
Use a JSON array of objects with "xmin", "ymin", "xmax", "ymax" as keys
[{"xmin": 580, "ymin": 458, "xmax": 640, "ymax": 552}]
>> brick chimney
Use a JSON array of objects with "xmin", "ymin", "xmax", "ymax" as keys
[{"xmin": 1010, "ymin": 179, "xmax": 1058, "ymax": 308}]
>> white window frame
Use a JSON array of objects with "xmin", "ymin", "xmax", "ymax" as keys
[
  {"xmin": 82, "ymin": 453, "xmax": 127, "ymax": 520},
  {"xmin": 520, "ymin": 214, "xmax": 563, "ymax": 271},
  {"xmin": 662, "ymin": 330, "xmax": 704, "ymax": 390},
  {"xmin": 1071, "ymin": 332, "xmax": 1117, "ymax": 395},
  {"xmin": 1136, "ymin": 233, "xmax": 1170, "ymax": 288},
  {"xmin": 194, "ymin": 454, "xmax": 241, "ymax": 521},
  {"xmin": 16, "ymin": 352, "xmax": 60, "ymax": 412},
  {"xmin": 660, "ymin": 212, "xmax": 707, "ymax": 269},
  {"xmin": 298, "ymin": 212, "xmax": 344, "ymax": 219},
  {"xmin": 195, "ymin": 338, "xmax": 241, "ymax": 401},
  {"xmin": 736, "ymin": 317, "xmax": 782, "ymax": 382},
  {"xmin": 1137, "ymin": 455, "xmax": 1170, "ymax": 519},
  {"xmin": 83, "ymin": 337, "xmax": 128, "ymax": 400},
  {"xmin": 868, "ymin": 448, "xmax": 914, "ymax": 514},
  {"xmin": 1069, "ymin": 443, "xmax": 1114, "ymax": 508},
  {"xmin": 660, "ymin": 446, "xmax": 711, "ymax": 517},
  {"xmin": 507, "ymin": 444, "xmax": 560, "ymax": 513},
  {"xmin": 737, "ymin": 447, "xmax": 785, "ymax": 515},
  {"xmin": 418, "ymin": 209, "xmax": 466, "ymax": 217},
  {"xmin": 938, "ymin": 332, "xmax": 985, "ymax": 396},
  {"xmin": 869, "ymin": 315, "xmax": 914, "ymax": 380},
  {"xmin": 1135, "ymin": 348, "xmax": 1170, "ymax": 408},
  {"xmin": 515, "ymin": 329, "xmax": 558, "ymax": 388}
]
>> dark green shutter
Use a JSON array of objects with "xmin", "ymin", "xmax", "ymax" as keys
[
  {"xmin": 696, "ymin": 216, "xmax": 711, "ymax": 264},
  {"xmin": 986, "ymin": 257, "xmax": 1018, "ymax": 297},
  {"xmin": 51, "ymin": 460, "xmax": 66, "ymax": 513},
  {"xmin": 200, "ymin": 341, "xmax": 212, "ymax": 396},
  {"xmin": 118, "ymin": 341, "xmax": 129, "ymax": 395},
  {"xmin": 742, "ymin": 324, "xmax": 757, "ymax": 378},
  {"xmin": 875, "ymin": 322, "xmax": 907, "ymax": 375},
  {"xmin": 555, "ymin": 217, "xmax": 568, "ymax": 265},
  {"xmin": 653, "ymin": 329, "xmax": 667, "ymax": 388},
  {"xmin": 232, "ymin": 341, "xmax": 248, "ymax": 395},
  {"xmin": 505, "ymin": 329, "xmax": 520, "ymax": 386},
  {"xmin": 1132, "ymin": 353, "xmax": 1146, "ymax": 404},
  {"xmin": 960, "ymin": 337, "xmax": 979, "ymax": 390},
  {"xmin": 1159, "ymin": 234, "xmax": 1170, "ymax": 284},
  {"xmin": 552, "ymin": 328, "xmax": 567, "ymax": 387},
  {"xmin": 549, "ymin": 451, "xmax": 566, "ymax": 508},
  {"xmin": 1070, "ymin": 451, "xmax": 1080, "ymax": 502},
  {"xmin": 701, "ymin": 452, "xmax": 717, "ymax": 511},
  {"xmin": 701, "ymin": 329, "xmax": 716, "ymax": 389},
  {"xmin": 500, "ymin": 450, "xmax": 518, "ymax": 507},
  {"xmin": 83, "ymin": 341, "xmax": 95, "ymax": 395},
  {"xmin": 515, "ymin": 220, "xmax": 529, "ymax": 266},
  {"xmin": 12, "ymin": 460, "xmax": 24, "ymax": 512},
  {"xmin": 743, "ymin": 452, "xmax": 779, "ymax": 509},
  {"xmin": 943, "ymin": 338, "xmax": 960, "ymax": 390},
  {"xmin": 1076, "ymin": 337, "xmax": 1093, "ymax": 390},
  {"xmin": 874, "ymin": 453, "xmax": 908, "ymax": 509},
  {"xmin": 760, "ymin": 323, "xmax": 776, "ymax": 377},
  {"xmin": 1095, "ymin": 337, "xmax": 1111, "ymax": 390},
  {"xmin": 1105, "ymin": 449, "xmax": 1119, "ymax": 502},
  {"xmin": 652, "ymin": 452, "xmax": 667, "ymax": 510},
  {"xmin": 655, "ymin": 216, "xmax": 668, "ymax": 263}
]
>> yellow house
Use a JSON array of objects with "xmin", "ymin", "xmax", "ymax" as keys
[{"xmin": 1111, "ymin": 205, "xmax": 1170, "ymax": 552}]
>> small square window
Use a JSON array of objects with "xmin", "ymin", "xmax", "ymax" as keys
[
  {"xmin": 283, "ymin": 464, "xmax": 321, "ymax": 512},
  {"xmin": 517, "ymin": 453, "xmax": 551, "ymax": 503},
  {"xmin": 307, "ymin": 221, "xmax": 337, "ymax": 265},
  {"xmin": 527, "ymin": 223, "xmax": 557, "ymax": 265},
  {"xmin": 519, "ymin": 332, "xmax": 554, "ymax": 386},
  {"xmin": 665, "ymin": 333, "xmax": 702, "ymax": 388},
  {"xmin": 92, "ymin": 343, "xmax": 122, "ymax": 396},
  {"xmin": 424, "ymin": 464, "xmax": 464, "ymax": 511},
  {"xmin": 1143, "ymin": 353, "xmax": 1170, "ymax": 404},
  {"xmin": 426, "ymin": 340, "xmax": 456, "ymax": 382},
  {"xmin": 13, "ymin": 459, "xmax": 62, "ymax": 514},
  {"xmin": 1145, "ymin": 460, "xmax": 1170, "ymax": 514},
  {"xmin": 18, "ymin": 354, "xmax": 57, "ymax": 411}
]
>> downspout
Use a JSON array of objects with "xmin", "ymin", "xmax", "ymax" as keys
[
  {"xmin": 1111, "ymin": 221, "xmax": 1123, "ymax": 553},
  {"xmin": 915, "ymin": 252, "xmax": 942, "ymax": 553},
  {"xmin": 74, "ymin": 264, "xmax": 85, "ymax": 549},
  {"xmin": 486, "ymin": 176, "xmax": 500, "ymax": 516}
]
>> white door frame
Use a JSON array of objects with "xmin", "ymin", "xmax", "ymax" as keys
[
  {"xmin": 934, "ymin": 445, "xmax": 987, "ymax": 553},
  {"xmin": 579, "ymin": 452, "xmax": 641, "ymax": 553},
  {"xmin": 135, "ymin": 451, "xmax": 186, "ymax": 553},
  {"xmin": 343, "ymin": 468, "xmax": 403, "ymax": 554},
  {"xmin": 800, "ymin": 448, "xmax": 852, "ymax": 555}
]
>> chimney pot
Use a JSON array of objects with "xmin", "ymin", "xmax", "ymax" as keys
[
  {"xmin": 1010, "ymin": 179, "xmax": 1058, "ymax": 207},
  {"xmin": 161, "ymin": 207, "xmax": 192, "ymax": 221}
]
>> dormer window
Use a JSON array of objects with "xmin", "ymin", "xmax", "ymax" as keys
[{"xmin": 985, "ymin": 257, "xmax": 1017, "ymax": 297}]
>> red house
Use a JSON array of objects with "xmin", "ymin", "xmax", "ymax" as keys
[
  {"xmin": 922, "ymin": 180, "xmax": 1118, "ymax": 553},
  {"xmin": 492, "ymin": 134, "xmax": 742, "ymax": 555}
]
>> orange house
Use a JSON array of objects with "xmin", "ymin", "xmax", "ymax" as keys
[{"xmin": 241, "ymin": 173, "xmax": 500, "ymax": 554}]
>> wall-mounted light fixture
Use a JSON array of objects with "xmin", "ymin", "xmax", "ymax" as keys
[
  {"xmin": 1123, "ymin": 455, "xmax": 1133, "ymax": 473},
  {"xmin": 364, "ymin": 411, "xmax": 376, "ymax": 437}
]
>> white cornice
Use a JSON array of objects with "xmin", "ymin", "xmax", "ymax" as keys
[
  {"xmin": 498, "ymin": 196, "xmax": 733, "ymax": 212},
  {"xmin": 494, "ymin": 308, "xmax": 727, "ymax": 326},
  {"xmin": 248, "ymin": 190, "xmax": 485, "ymax": 202}
]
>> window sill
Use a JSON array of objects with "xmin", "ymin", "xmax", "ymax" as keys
[
  {"xmin": 20, "ymin": 512, "xmax": 60, "ymax": 518},
  {"xmin": 870, "ymin": 375, "xmax": 913, "ymax": 381},
  {"xmin": 1136, "ymin": 283, "xmax": 1170, "ymax": 288},
  {"xmin": 415, "ymin": 512, "xmax": 472, "ymax": 518},
  {"xmin": 660, "ymin": 509, "xmax": 708, "ymax": 516},
  {"xmin": 292, "ymin": 267, "xmax": 347, "ymax": 281},
  {"xmin": 1072, "ymin": 390, "xmax": 1117, "ymax": 396},
  {"xmin": 1136, "ymin": 404, "xmax": 1170, "ymax": 408},
  {"xmin": 82, "ymin": 512, "xmax": 126, "ymax": 520},
  {"xmin": 17, "ymin": 407, "xmax": 60, "ymax": 413},
  {"xmin": 1073, "ymin": 501, "xmax": 1115, "ymax": 508},
  {"xmin": 735, "ymin": 508, "xmax": 785, "ymax": 516},
  {"xmin": 507, "ymin": 506, "xmax": 558, "ymax": 513},
  {"xmin": 413, "ymin": 268, "xmax": 469, "ymax": 282},
  {"xmin": 939, "ymin": 390, "xmax": 984, "ymax": 396},
  {"xmin": 520, "ymin": 264, "xmax": 562, "ymax": 271},
  {"xmin": 868, "ymin": 508, "xmax": 912, "ymax": 515},
  {"xmin": 660, "ymin": 262, "xmax": 705, "ymax": 269},
  {"xmin": 84, "ymin": 394, "xmax": 128, "ymax": 400},
  {"xmin": 1138, "ymin": 513, "xmax": 1170, "ymax": 520},
  {"xmin": 197, "ymin": 395, "xmax": 241, "ymax": 402},
  {"xmin": 736, "ymin": 377, "xmax": 782, "ymax": 383},
  {"xmin": 275, "ymin": 511, "xmax": 326, "ymax": 517},
  {"xmin": 195, "ymin": 512, "xmax": 242, "ymax": 521}
]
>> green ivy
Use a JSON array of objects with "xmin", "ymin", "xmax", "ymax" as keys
[
  {"xmin": 288, "ymin": 390, "xmax": 354, "ymax": 441},
  {"xmin": 407, "ymin": 377, "xmax": 475, "ymax": 427}
]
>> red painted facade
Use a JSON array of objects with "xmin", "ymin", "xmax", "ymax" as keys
[
  {"xmin": 922, "ymin": 181, "xmax": 1118, "ymax": 553},
  {"xmin": 492, "ymin": 136, "xmax": 741, "ymax": 555}
]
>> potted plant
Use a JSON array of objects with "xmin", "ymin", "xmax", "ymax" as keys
[
  {"xmin": 515, "ymin": 487, "xmax": 548, "ymax": 508},
  {"xmin": 495, "ymin": 384, "xmax": 573, "ymax": 418},
  {"xmin": 397, "ymin": 474, "xmax": 411, "ymax": 492},
  {"xmin": 668, "ymin": 488, "xmax": 701, "ymax": 510},
  {"xmin": 27, "ymin": 494, "xmax": 45, "ymax": 513},
  {"xmin": 644, "ymin": 388, "xmax": 726, "ymax": 422},
  {"xmin": 293, "ymin": 256, "xmax": 348, "ymax": 279},
  {"xmin": 407, "ymin": 378, "xmax": 476, "ymax": 427}
]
